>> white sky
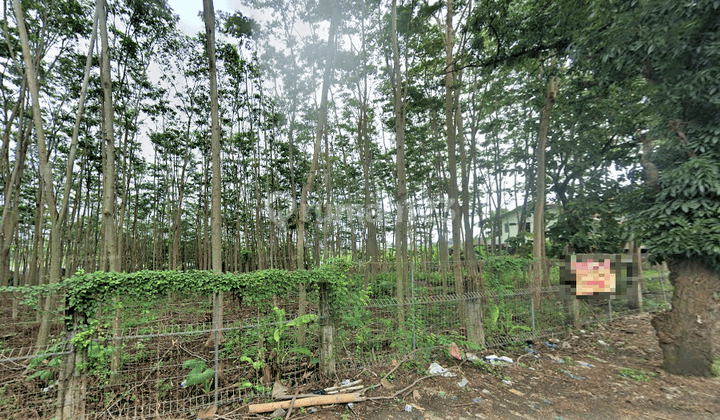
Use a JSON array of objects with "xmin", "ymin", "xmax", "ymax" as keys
[{"xmin": 167, "ymin": 0, "xmax": 260, "ymax": 36}]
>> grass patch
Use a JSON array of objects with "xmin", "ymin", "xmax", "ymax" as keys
[{"xmin": 618, "ymin": 367, "xmax": 657, "ymax": 382}]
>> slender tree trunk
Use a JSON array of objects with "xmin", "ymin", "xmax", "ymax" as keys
[
  {"xmin": 296, "ymin": 1, "xmax": 337, "ymax": 344},
  {"xmin": 391, "ymin": 0, "xmax": 408, "ymax": 323},
  {"xmin": 532, "ymin": 76, "xmax": 559, "ymax": 312},
  {"xmin": 204, "ymin": 0, "xmax": 224, "ymax": 346},
  {"xmin": 99, "ymin": 0, "xmax": 119, "ymax": 273}
]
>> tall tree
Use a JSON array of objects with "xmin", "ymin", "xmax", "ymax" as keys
[
  {"xmin": 574, "ymin": 0, "xmax": 720, "ymax": 376},
  {"xmin": 390, "ymin": 0, "xmax": 408, "ymax": 322},
  {"xmin": 203, "ymin": 0, "xmax": 224, "ymax": 345}
]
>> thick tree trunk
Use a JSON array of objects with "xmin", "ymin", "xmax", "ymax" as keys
[{"xmin": 652, "ymin": 260, "xmax": 720, "ymax": 376}]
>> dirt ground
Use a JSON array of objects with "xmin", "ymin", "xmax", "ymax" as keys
[{"xmin": 245, "ymin": 312, "xmax": 720, "ymax": 420}]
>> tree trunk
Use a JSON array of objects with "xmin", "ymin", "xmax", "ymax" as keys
[
  {"xmin": 652, "ymin": 260, "xmax": 720, "ymax": 376},
  {"xmin": 532, "ymin": 76, "xmax": 559, "ymax": 312},
  {"xmin": 296, "ymin": 0, "xmax": 337, "ymax": 344},
  {"xmin": 99, "ymin": 0, "xmax": 119, "ymax": 273},
  {"xmin": 204, "ymin": 0, "xmax": 224, "ymax": 346},
  {"xmin": 13, "ymin": 0, "xmax": 66, "ymax": 351},
  {"xmin": 391, "ymin": 0, "xmax": 408, "ymax": 323}
]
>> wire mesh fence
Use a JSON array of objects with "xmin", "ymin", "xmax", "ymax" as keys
[{"xmin": 0, "ymin": 261, "xmax": 671, "ymax": 419}]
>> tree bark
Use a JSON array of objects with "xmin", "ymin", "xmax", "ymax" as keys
[
  {"xmin": 532, "ymin": 76, "xmax": 558, "ymax": 312},
  {"xmin": 391, "ymin": 0, "xmax": 408, "ymax": 323},
  {"xmin": 204, "ymin": 0, "xmax": 224, "ymax": 346},
  {"xmin": 652, "ymin": 260, "xmax": 720, "ymax": 376},
  {"xmin": 99, "ymin": 0, "xmax": 119, "ymax": 273}
]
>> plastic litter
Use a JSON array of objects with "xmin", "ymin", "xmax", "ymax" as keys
[
  {"xmin": 457, "ymin": 378, "xmax": 468, "ymax": 387},
  {"xmin": 341, "ymin": 379, "xmax": 352, "ymax": 386},
  {"xmin": 563, "ymin": 370, "xmax": 585, "ymax": 380},
  {"xmin": 449, "ymin": 342, "xmax": 463, "ymax": 360},
  {"xmin": 472, "ymin": 397, "xmax": 482, "ymax": 404},
  {"xmin": 598, "ymin": 340, "xmax": 609, "ymax": 346},
  {"xmin": 428, "ymin": 362, "xmax": 456, "ymax": 377},
  {"xmin": 485, "ymin": 355, "xmax": 513, "ymax": 364},
  {"xmin": 524, "ymin": 346, "xmax": 538, "ymax": 355},
  {"xmin": 502, "ymin": 379, "xmax": 513, "ymax": 386},
  {"xmin": 181, "ymin": 381, "xmax": 187, "ymax": 388},
  {"xmin": 545, "ymin": 341, "xmax": 558, "ymax": 348},
  {"xmin": 577, "ymin": 361, "xmax": 595, "ymax": 368},
  {"xmin": 348, "ymin": 403, "xmax": 354, "ymax": 409},
  {"xmin": 543, "ymin": 399, "xmax": 552, "ymax": 405},
  {"xmin": 404, "ymin": 404, "xmax": 412, "ymax": 412},
  {"xmin": 466, "ymin": 352, "xmax": 479, "ymax": 361}
]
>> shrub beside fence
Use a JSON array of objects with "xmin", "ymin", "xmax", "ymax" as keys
[{"xmin": 0, "ymin": 260, "xmax": 670, "ymax": 419}]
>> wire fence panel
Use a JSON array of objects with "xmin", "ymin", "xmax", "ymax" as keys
[{"xmin": 0, "ymin": 264, "xmax": 672, "ymax": 419}]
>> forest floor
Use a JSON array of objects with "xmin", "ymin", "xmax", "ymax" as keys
[{"xmin": 242, "ymin": 312, "xmax": 720, "ymax": 420}]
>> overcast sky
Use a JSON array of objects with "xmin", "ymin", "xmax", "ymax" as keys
[{"xmin": 167, "ymin": 0, "xmax": 260, "ymax": 36}]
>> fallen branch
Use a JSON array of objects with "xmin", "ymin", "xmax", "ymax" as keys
[
  {"xmin": 285, "ymin": 390, "xmax": 300, "ymax": 420},
  {"xmin": 248, "ymin": 392, "xmax": 365, "ymax": 414},
  {"xmin": 368, "ymin": 374, "xmax": 437, "ymax": 400}
]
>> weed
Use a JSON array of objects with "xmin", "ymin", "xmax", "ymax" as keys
[
  {"xmin": 618, "ymin": 367, "xmax": 656, "ymax": 382},
  {"xmin": 182, "ymin": 359, "xmax": 214, "ymax": 393},
  {"xmin": 712, "ymin": 359, "xmax": 720, "ymax": 377}
]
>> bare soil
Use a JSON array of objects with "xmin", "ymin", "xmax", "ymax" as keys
[{"xmin": 261, "ymin": 312, "xmax": 720, "ymax": 420}]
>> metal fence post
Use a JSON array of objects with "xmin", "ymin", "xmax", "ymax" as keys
[{"xmin": 530, "ymin": 295, "xmax": 536, "ymax": 332}]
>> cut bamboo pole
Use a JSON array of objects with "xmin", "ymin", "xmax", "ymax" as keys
[{"xmin": 248, "ymin": 392, "xmax": 365, "ymax": 413}]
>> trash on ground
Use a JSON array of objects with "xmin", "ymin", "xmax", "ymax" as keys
[
  {"xmin": 428, "ymin": 362, "xmax": 457, "ymax": 377},
  {"xmin": 472, "ymin": 397, "xmax": 482, "ymax": 404},
  {"xmin": 548, "ymin": 338, "xmax": 560, "ymax": 344},
  {"xmin": 466, "ymin": 352, "xmax": 479, "ymax": 361},
  {"xmin": 598, "ymin": 340, "xmax": 609, "ymax": 346},
  {"xmin": 577, "ymin": 361, "xmax": 595, "ymax": 368},
  {"xmin": 502, "ymin": 379, "xmax": 513, "ymax": 386},
  {"xmin": 543, "ymin": 399, "xmax": 552, "ymax": 405},
  {"xmin": 482, "ymin": 389, "xmax": 491, "ymax": 395},
  {"xmin": 449, "ymin": 342, "xmax": 463, "ymax": 360},
  {"xmin": 547, "ymin": 354, "xmax": 565, "ymax": 364},
  {"xmin": 405, "ymin": 404, "xmax": 412, "ymax": 412},
  {"xmin": 508, "ymin": 389, "xmax": 525, "ymax": 396},
  {"xmin": 545, "ymin": 341, "xmax": 558, "ymax": 348},
  {"xmin": 563, "ymin": 370, "xmax": 586, "ymax": 380},
  {"xmin": 325, "ymin": 379, "xmax": 362, "ymax": 393},
  {"xmin": 457, "ymin": 378, "xmax": 469, "ymax": 387},
  {"xmin": 485, "ymin": 355, "xmax": 513, "ymax": 364},
  {"xmin": 524, "ymin": 346, "xmax": 538, "ymax": 355}
]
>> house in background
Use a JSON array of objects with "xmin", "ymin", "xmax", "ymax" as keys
[{"xmin": 498, "ymin": 204, "xmax": 559, "ymax": 246}]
